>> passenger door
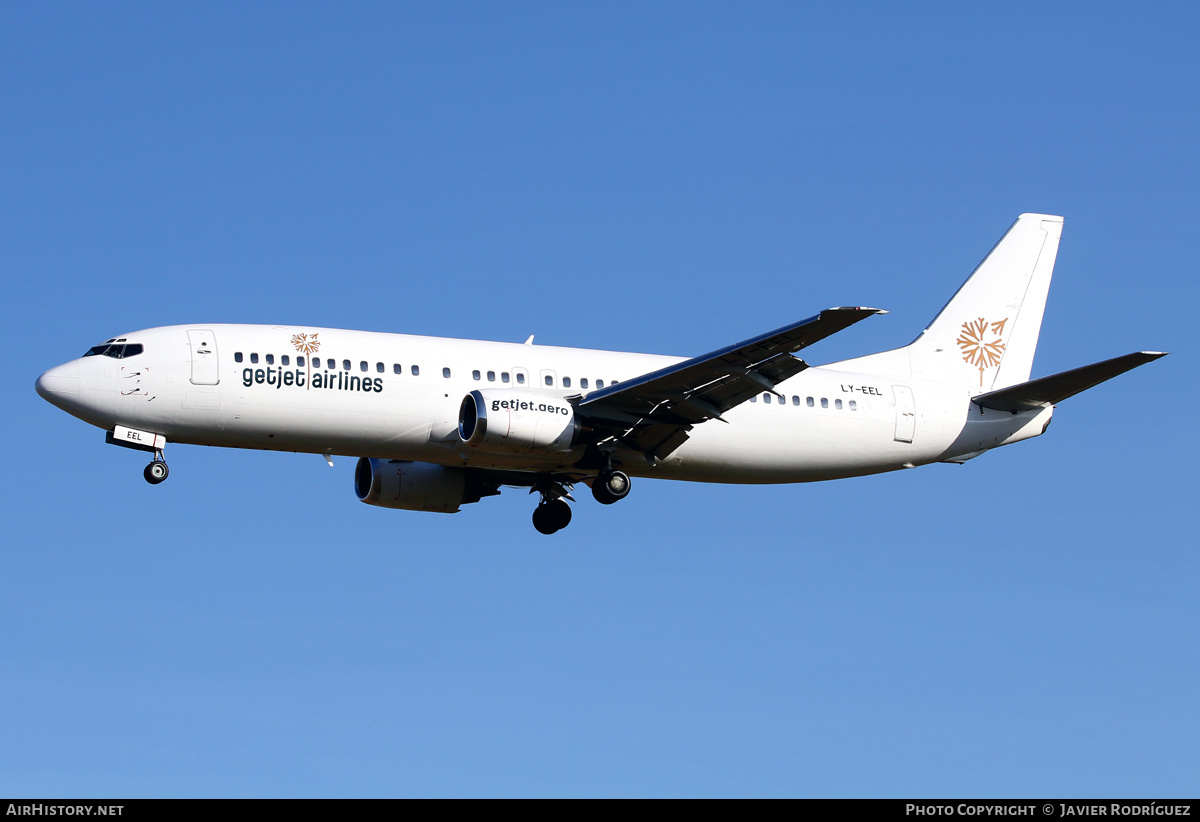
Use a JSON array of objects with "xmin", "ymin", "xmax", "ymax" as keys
[
  {"xmin": 892, "ymin": 385, "xmax": 915, "ymax": 443},
  {"xmin": 187, "ymin": 329, "xmax": 220, "ymax": 385}
]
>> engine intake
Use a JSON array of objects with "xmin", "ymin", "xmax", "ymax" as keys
[
  {"xmin": 355, "ymin": 458, "xmax": 488, "ymax": 513},
  {"xmin": 458, "ymin": 389, "xmax": 579, "ymax": 455}
]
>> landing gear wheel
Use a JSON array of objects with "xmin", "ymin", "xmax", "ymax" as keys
[
  {"xmin": 592, "ymin": 471, "xmax": 631, "ymax": 505},
  {"xmin": 144, "ymin": 460, "xmax": 169, "ymax": 485},
  {"xmin": 532, "ymin": 499, "xmax": 573, "ymax": 534}
]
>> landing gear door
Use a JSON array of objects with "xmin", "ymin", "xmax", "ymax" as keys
[
  {"xmin": 187, "ymin": 329, "xmax": 220, "ymax": 385},
  {"xmin": 892, "ymin": 385, "xmax": 915, "ymax": 443}
]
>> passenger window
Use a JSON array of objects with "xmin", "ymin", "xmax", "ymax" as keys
[
  {"xmin": 281, "ymin": 355, "xmax": 290, "ymax": 366},
  {"xmin": 266, "ymin": 354, "xmax": 274, "ymax": 365},
  {"xmin": 596, "ymin": 380, "xmax": 604, "ymax": 389},
  {"xmin": 821, "ymin": 398, "xmax": 829, "ymax": 409},
  {"xmin": 360, "ymin": 361, "xmax": 368, "ymax": 372},
  {"xmin": 343, "ymin": 359, "xmax": 351, "ymax": 371},
  {"xmin": 472, "ymin": 370, "xmax": 481, "ymax": 381},
  {"xmin": 580, "ymin": 378, "xmax": 589, "ymax": 389},
  {"xmin": 792, "ymin": 395, "xmax": 800, "ymax": 406},
  {"xmin": 393, "ymin": 364, "xmax": 401, "ymax": 374},
  {"xmin": 234, "ymin": 352, "xmax": 243, "ymax": 363},
  {"xmin": 611, "ymin": 380, "xmax": 619, "ymax": 385},
  {"xmin": 763, "ymin": 393, "xmax": 772, "ymax": 404},
  {"xmin": 411, "ymin": 365, "xmax": 420, "ymax": 376},
  {"xmin": 835, "ymin": 399, "xmax": 843, "ymax": 410},
  {"xmin": 807, "ymin": 397, "xmax": 814, "ymax": 407},
  {"xmin": 376, "ymin": 362, "xmax": 384, "ymax": 373},
  {"xmin": 443, "ymin": 367, "xmax": 451, "ymax": 378},
  {"xmin": 563, "ymin": 377, "xmax": 571, "ymax": 388},
  {"xmin": 849, "ymin": 400, "xmax": 857, "ymax": 411},
  {"xmin": 487, "ymin": 371, "xmax": 496, "ymax": 382},
  {"xmin": 297, "ymin": 357, "xmax": 305, "ymax": 367},
  {"xmin": 545, "ymin": 375, "xmax": 553, "ymax": 386},
  {"xmin": 517, "ymin": 373, "xmax": 525, "ymax": 385},
  {"xmin": 501, "ymin": 372, "xmax": 510, "ymax": 383},
  {"xmin": 250, "ymin": 353, "xmax": 259, "ymax": 364},
  {"xmin": 750, "ymin": 395, "xmax": 757, "ymax": 403}
]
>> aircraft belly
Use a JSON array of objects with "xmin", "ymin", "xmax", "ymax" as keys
[{"xmin": 662, "ymin": 411, "xmax": 912, "ymax": 483}]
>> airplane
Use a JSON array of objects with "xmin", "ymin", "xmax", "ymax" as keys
[{"xmin": 36, "ymin": 213, "xmax": 1165, "ymax": 534}]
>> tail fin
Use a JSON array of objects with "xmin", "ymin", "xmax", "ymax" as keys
[{"xmin": 910, "ymin": 213, "xmax": 1063, "ymax": 393}]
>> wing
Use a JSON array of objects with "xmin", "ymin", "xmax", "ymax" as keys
[{"xmin": 576, "ymin": 306, "xmax": 885, "ymax": 461}]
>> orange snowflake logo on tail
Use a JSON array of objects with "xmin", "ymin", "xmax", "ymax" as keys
[{"xmin": 957, "ymin": 317, "xmax": 1007, "ymax": 386}]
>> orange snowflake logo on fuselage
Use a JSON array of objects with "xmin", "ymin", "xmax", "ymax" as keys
[
  {"xmin": 291, "ymin": 333, "xmax": 320, "ymax": 355},
  {"xmin": 291, "ymin": 333, "xmax": 320, "ymax": 389},
  {"xmin": 957, "ymin": 318, "xmax": 1007, "ymax": 386}
]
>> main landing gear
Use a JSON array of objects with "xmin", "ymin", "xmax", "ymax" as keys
[
  {"xmin": 529, "ymin": 471, "xmax": 632, "ymax": 534},
  {"xmin": 531, "ymin": 476, "xmax": 574, "ymax": 535},
  {"xmin": 143, "ymin": 450, "xmax": 169, "ymax": 485},
  {"xmin": 591, "ymin": 470, "xmax": 631, "ymax": 505},
  {"xmin": 532, "ymin": 499, "xmax": 572, "ymax": 535}
]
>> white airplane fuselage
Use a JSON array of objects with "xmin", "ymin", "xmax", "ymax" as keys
[{"xmin": 36, "ymin": 322, "xmax": 1049, "ymax": 484}]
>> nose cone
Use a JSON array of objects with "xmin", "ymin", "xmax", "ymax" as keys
[{"xmin": 35, "ymin": 361, "xmax": 81, "ymax": 410}]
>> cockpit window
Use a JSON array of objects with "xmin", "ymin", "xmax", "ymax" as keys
[{"xmin": 83, "ymin": 343, "xmax": 144, "ymax": 359}]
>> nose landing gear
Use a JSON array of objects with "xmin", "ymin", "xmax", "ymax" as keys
[
  {"xmin": 143, "ymin": 450, "xmax": 169, "ymax": 485},
  {"xmin": 106, "ymin": 428, "xmax": 170, "ymax": 485}
]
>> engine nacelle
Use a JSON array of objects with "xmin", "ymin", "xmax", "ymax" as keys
[
  {"xmin": 355, "ymin": 458, "xmax": 474, "ymax": 513},
  {"xmin": 458, "ymin": 389, "xmax": 579, "ymax": 455}
]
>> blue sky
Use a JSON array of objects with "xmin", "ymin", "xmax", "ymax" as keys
[{"xmin": 3, "ymin": 2, "xmax": 1197, "ymax": 797}]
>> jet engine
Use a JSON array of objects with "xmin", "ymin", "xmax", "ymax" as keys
[
  {"xmin": 354, "ymin": 458, "xmax": 489, "ymax": 513},
  {"xmin": 458, "ymin": 389, "xmax": 580, "ymax": 455}
]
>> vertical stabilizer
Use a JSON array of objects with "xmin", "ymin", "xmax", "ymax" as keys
[{"xmin": 909, "ymin": 213, "xmax": 1063, "ymax": 392}]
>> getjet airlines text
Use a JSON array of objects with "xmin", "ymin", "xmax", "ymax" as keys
[{"xmin": 241, "ymin": 367, "xmax": 383, "ymax": 393}]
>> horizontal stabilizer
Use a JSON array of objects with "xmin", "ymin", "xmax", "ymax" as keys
[{"xmin": 973, "ymin": 351, "xmax": 1167, "ymax": 412}]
